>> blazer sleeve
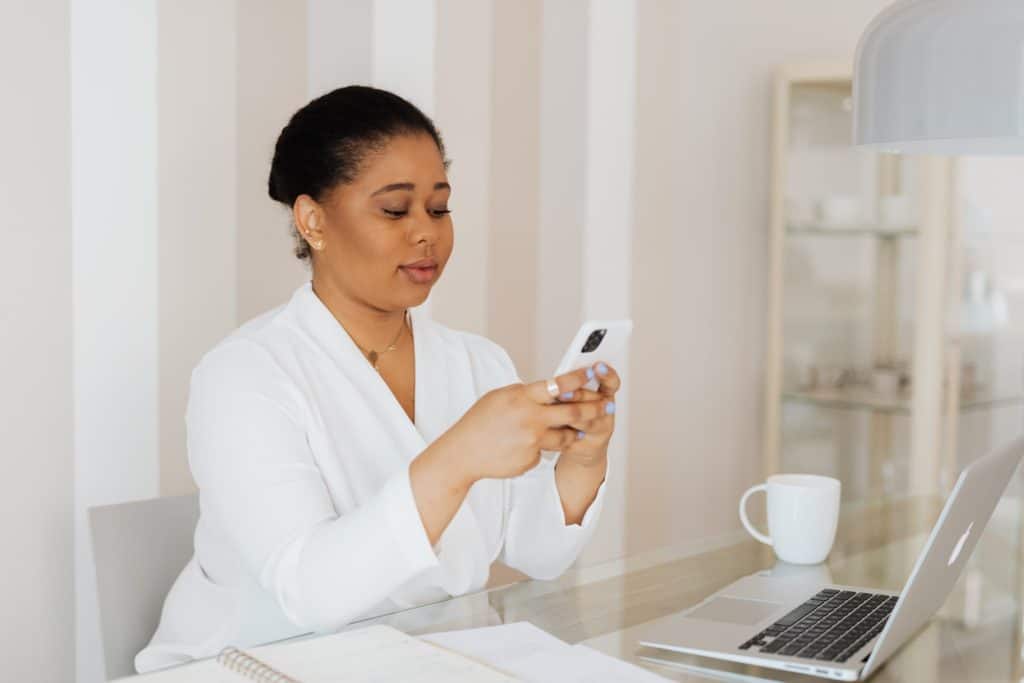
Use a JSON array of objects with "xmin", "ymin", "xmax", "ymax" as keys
[
  {"xmin": 473, "ymin": 341, "xmax": 609, "ymax": 579},
  {"xmin": 187, "ymin": 342, "xmax": 440, "ymax": 633}
]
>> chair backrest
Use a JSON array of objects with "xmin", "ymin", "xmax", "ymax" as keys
[{"xmin": 89, "ymin": 494, "xmax": 199, "ymax": 680}]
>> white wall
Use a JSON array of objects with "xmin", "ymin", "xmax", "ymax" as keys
[
  {"xmin": 536, "ymin": 0, "xmax": 638, "ymax": 567},
  {"xmin": 307, "ymin": 0, "xmax": 373, "ymax": 98},
  {"xmin": 0, "ymin": 2, "xmax": 74, "ymax": 681},
  {"xmin": 536, "ymin": 0, "xmax": 588, "ymax": 378},
  {"xmin": 627, "ymin": 0, "xmax": 897, "ymax": 554},
  {"xmin": 487, "ymin": 0, "xmax": 543, "ymax": 374},
  {"xmin": 71, "ymin": 2, "xmax": 159, "ymax": 681},
  {"xmin": 158, "ymin": 0, "xmax": 240, "ymax": 496},
  {"xmin": 373, "ymin": 0, "xmax": 436, "ymax": 118},
  {"xmin": 237, "ymin": 1, "xmax": 310, "ymax": 323},
  {"xmin": 579, "ymin": 0, "xmax": 636, "ymax": 565},
  {"xmin": 430, "ymin": 0, "xmax": 494, "ymax": 335}
]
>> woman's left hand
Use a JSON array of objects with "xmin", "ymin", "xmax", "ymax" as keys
[{"xmin": 555, "ymin": 362, "xmax": 620, "ymax": 467}]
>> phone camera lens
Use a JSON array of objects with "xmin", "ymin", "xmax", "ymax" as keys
[{"xmin": 581, "ymin": 329, "xmax": 607, "ymax": 353}]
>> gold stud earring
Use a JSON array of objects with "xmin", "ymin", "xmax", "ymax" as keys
[{"xmin": 303, "ymin": 232, "xmax": 323, "ymax": 251}]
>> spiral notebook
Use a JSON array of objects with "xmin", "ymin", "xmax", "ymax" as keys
[{"xmin": 121, "ymin": 624, "xmax": 519, "ymax": 682}]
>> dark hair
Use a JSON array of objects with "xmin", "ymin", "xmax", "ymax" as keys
[{"xmin": 268, "ymin": 85, "xmax": 447, "ymax": 261}]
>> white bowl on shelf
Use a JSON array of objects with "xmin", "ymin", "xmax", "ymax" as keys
[{"xmin": 816, "ymin": 195, "xmax": 863, "ymax": 227}]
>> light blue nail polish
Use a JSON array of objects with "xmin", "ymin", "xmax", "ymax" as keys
[
  {"xmin": 577, "ymin": 430, "xmax": 585, "ymax": 440},
  {"xmin": 597, "ymin": 362, "xmax": 608, "ymax": 376},
  {"xmin": 586, "ymin": 367, "xmax": 595, "ymax": 380},
  {"xmin": 605, "ymin": 402, "xmax": 616, "ymax": 415},
  {"xmin": 560, "ymin": 392, "xmax": 574, "ymax": 401}
]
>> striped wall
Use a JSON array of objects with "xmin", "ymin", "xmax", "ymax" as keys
[{"xmin": 2, "ymin": 1, "xmax": 899, "ymax": 681}]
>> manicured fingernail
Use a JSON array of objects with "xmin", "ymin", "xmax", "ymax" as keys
[
  {"xmin": 605, "ymin": 401, "xmax": 616, "ymax": 415},
  {"xmin": 560, "ymin": 392, "xmax": 574, "ymax": 401},
  {"xmin": 577, "ymin": 430, "xmax": 586, "ymax": 440},
  {"xmin": 586, "ymin": 367, "xmax": 595, "ymax": 380},
  {"xmin": 596, "ymin": 362, "xmax": 608, "ymax": 376}
]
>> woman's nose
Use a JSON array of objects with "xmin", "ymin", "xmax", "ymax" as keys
[{"xmin": 407, "ymin": 209, "xmax": 440, "ymax": 245}]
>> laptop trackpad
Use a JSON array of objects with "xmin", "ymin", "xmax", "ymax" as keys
[{"xmin": 688, "ymin": 597, "xmax": 782, "ymax": 626}]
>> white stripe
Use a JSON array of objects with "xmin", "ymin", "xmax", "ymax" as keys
[{"xmin": 71, "ymin": 1, "xmax": 159, "ymax": 680}]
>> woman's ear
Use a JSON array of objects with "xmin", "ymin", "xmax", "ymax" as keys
[{"xmin": 293, "ymin": 194, "xmax": 326, "ymax": 252}]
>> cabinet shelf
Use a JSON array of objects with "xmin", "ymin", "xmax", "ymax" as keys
[
  {"xmin": 786, "ymin": 224, "xmax": 918, "ymax": 238},
  {"xmin": 782, "ymin": 387, "xmax": 1024, "ymax": 415}
]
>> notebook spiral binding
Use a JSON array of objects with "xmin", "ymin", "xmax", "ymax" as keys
[{"xmin": 217, "ymin": 646, "xmax": 302, "ymax": 683}]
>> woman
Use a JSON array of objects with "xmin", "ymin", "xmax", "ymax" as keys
[{"xmin": 136, "ymin": 85, "xmax": 619, "ymax": 672}]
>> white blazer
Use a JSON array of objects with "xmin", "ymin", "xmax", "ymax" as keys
[{"xmin": 136, "ymin": 282, "xmax": 607, "ymax": 672}]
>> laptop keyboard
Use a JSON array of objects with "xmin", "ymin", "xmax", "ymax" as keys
[{"xmin": 738, "ymin": 589, "xmax": 897, "ymax": 663}]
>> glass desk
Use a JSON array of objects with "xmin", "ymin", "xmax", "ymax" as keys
[{"xmin": 335, "ymin": 494, "xmax": 1024, "ymax": 682}]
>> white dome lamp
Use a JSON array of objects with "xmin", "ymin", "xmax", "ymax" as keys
[{"xmin": 854, "ymin": 0, "xmax": 1024, "ymax": 154}]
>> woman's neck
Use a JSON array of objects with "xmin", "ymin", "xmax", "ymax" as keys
[{"xmin": 311, "ymin": 272, "xmax": 408, "ymax": 352}]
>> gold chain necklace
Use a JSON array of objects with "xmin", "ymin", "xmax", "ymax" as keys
[{"xmin": 351, "ymin": 311, "xmax": 408, "ymax": 371}]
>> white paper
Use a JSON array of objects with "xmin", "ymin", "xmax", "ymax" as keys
[
  {"xmin": 252, "ymin": 625, "xmax": 517, "ymax": 682},
  {"xmin": 424, "ymin": 622, "xmax": 670, "ymax": 683},
  {"xmin": 120, "ymin": 625, "xmax": 517, "ymax": 683}
]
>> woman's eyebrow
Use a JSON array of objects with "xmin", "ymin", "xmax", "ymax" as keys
[
  {"xmin": 371, "ymin": 182, "xmax": 413, "ymax": 196},
  {"xmin": 371, "ymin": 181, "xmax": 451, "ymax": 196}
]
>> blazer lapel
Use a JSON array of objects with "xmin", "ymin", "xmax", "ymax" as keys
[
  {"xmin": 288, "ymin": 283, "xmax": 488, "ymax": 595},
  {"xmin": 406, "ymin": 307, "xmax": 489, "ymax": 595},
  {"xmin": 289, "ymin": 282, "xmax": 426, "ymax": 456}
]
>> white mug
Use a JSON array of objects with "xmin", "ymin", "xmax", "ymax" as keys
[{"xmin": 739, "ymin": 474, "xmax": 841, "ymax": 565}]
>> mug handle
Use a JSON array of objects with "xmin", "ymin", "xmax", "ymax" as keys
[{"xmin": 739, "ymin": 484, "xmax": 773, "ymax": 546}]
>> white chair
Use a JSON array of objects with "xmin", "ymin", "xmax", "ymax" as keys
[{"xmin": 89, "ymin": 494, "xmax": 199, "ymax": 680}]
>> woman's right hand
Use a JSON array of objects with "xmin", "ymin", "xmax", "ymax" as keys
[{"xmin": 443, "ymin": 366, "xmax": 614, "ymax": 484}]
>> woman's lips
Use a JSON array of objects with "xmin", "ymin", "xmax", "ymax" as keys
[{"xmin": 399, "ymin": 261, "xmax": 438, "ymax": 284}]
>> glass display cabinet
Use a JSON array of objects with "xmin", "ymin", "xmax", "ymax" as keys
[{"xmin": 763, "ymin": 62, "xmax": 1024, "ymax": 502}]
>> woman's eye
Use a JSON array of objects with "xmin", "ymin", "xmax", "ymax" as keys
[{"xmin": 382, "ymin": 208, "xmax": 451, "ymax": 218}]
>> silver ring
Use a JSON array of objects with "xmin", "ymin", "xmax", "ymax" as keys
[{"xmin": 546, "ymin": 378, "xmax": 560, "ymax": 400}]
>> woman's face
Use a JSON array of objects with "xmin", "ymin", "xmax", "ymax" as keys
[{"xmin": 309, "ymin": 133, "xmax": 453, "ymax": 312}]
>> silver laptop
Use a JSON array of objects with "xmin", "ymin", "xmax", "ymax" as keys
[{"xmin": 637, "ymin": 437, "xmax": 1024, "ymax": 681}]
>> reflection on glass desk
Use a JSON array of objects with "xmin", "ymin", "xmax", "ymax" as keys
[{"xmin": 311, "ymin": 494, "xmax": 1023, "ymax": 682}]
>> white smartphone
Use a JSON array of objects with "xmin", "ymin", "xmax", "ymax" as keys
[
  {"xmin": 540, "ymin": 319, "xmax": 633, "ymax": 462},
  {"xmin": 554, "ymin": 319, "xmax": 633, "ymax": 391}
]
